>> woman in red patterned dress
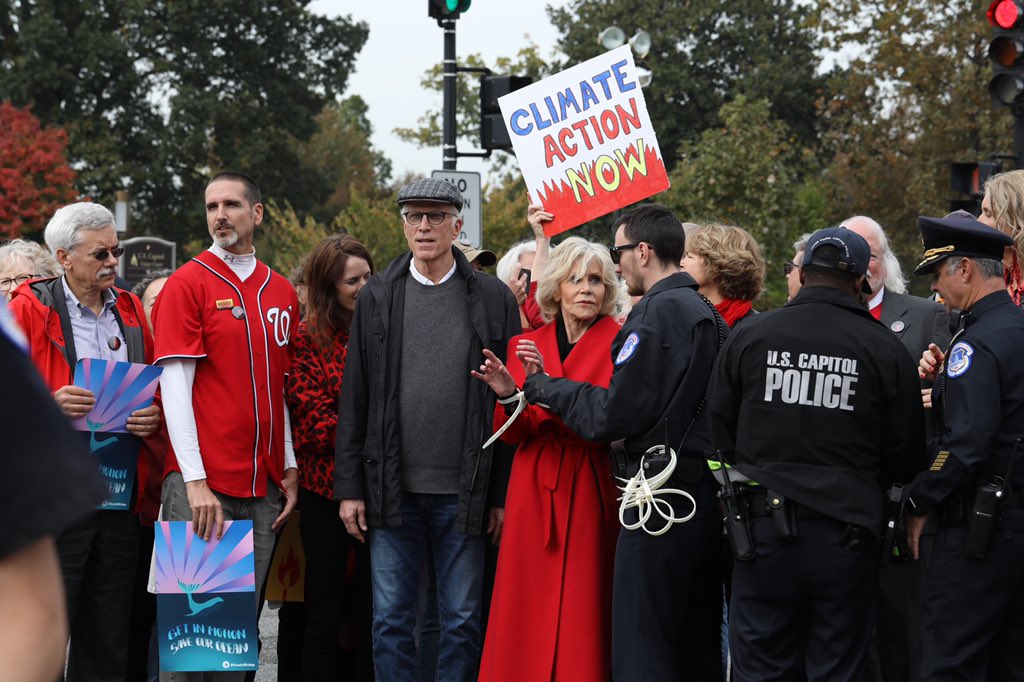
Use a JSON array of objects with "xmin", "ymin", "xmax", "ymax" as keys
[
  {"xmin": 474, "ymin": 236, "xmax": 622, "ymax": 682},
  {"xmin": 285, "ymin": 235, "xmax": 374, "ymax": 680}
]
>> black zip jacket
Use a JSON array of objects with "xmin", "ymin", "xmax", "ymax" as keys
[{"xmin": 333, "ymin": 247, "xmax": 520, "ymax": 534}]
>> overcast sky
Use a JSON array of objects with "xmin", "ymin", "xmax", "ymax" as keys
[{"xmin": 310, "ymin": 0, "xmax": 566, "ymax": 182}]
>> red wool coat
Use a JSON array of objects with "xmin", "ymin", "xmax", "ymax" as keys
[{"xmin": 479, "ymin": 315, "xmax": 621, "ymax": 682}]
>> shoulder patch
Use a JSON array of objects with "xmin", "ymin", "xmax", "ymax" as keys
[
  {"xmin": 946, "ymin": 341, "xmax": 974, "ymax": 378},
  {"xmin": 615, "ymin": 332, "xmax": 640, "ymax": 365}
]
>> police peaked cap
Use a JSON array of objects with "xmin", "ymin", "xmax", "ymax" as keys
[
  {"xmin": 914, "ymin": 213, "xmax": 1014, "ymax": 275},
  {"xmin": 396, "ymin": 178, "xmax": 464, "ymax": 212},
  {"xmin": 803, "ymin": 227, "xmax": 873, "ymax": 294}
]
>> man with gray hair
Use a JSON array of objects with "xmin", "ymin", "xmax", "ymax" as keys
[
  {"xmin": 8, "ymin": 201, "xmax": 161, "ymax": 681},
  {"xmin": 840, "ymin": 215, "xmax": 950, "ymax": 682},
  {"xmin": 336, "ymin": 178, "xmax": 519, "ymax": 681}
]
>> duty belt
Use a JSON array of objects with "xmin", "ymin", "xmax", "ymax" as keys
[{"xmin": 743, "ymin": 487, "xmax": 831, "ymax": 520}]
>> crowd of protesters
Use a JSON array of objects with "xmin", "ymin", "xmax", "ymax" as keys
[{"xmin": 4, "ymin": 168, "xmax": 1024, "ymax": 682}]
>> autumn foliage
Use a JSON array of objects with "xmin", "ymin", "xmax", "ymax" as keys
[{"xmin": 0, "ymin": 101, "xmax": 77, "ymax": 239}]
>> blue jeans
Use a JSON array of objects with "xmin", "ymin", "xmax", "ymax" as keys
[{"xmin": 369, "ymin": 493, "xmax": 485, "ymax": 682}]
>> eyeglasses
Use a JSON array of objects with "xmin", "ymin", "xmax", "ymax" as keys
[
  {"xmin": 402, "ymin": 211, "xmax": 458, "ymax": 226},
  {"xmin": 85, "ymin": 246, "xmax": 125, "ymax": 261},
  {"xmin": 0, "ymin": 274, "xmax": 35, "ymax": 290},
  {"xmin": 609, "ymin": 242, "xmax": 640, "ymax": 264},
  {"xmin": 784, "ymin": 261, "xmax": 800, "ymax": 276}
]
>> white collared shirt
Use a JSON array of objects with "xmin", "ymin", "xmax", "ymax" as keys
[{"xmin": 408, "ymin": 258, "xmax": 457, "ymax": 286}]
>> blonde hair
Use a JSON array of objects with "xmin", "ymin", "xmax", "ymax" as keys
[
  {"xmin": 984, "ymin": 169, "xmax": 1024, "ymax": 262},
  {"xmin": 535, "ymin": 237, "xmax": 620, "ymax": 323},
  {"xmin": 686, "ymin": 223, "xmax": 765, "ymax": 301}
]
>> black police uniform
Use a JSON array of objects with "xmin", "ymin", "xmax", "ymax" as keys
[
  {"xmin": 524, "ymin": 271, "xmax": 725, "ymax": 682},
  {"xmin": 707, "ymin": 285, "xmax": 925, "ymax": 682},
  {"xmin": 907, "ymin": 290, "xmax": 1024, "ymax": 680}
]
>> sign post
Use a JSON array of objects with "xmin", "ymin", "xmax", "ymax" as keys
[
  {"xmin": 119, "ymin": 237, "xmax": 177, "ymax": 288},
  {"xmin": 431, "ymin": 169, "xmax": 483, "ymax": 246}
]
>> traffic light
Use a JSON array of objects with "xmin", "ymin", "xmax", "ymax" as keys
[
  {"xmin": 480, "ymin": 75, "xmax": 532, "ymax": 151},
  {"xmin": 428, "ymin": 0, "xmax": 471, "ymax": 21},
  {"xmin": 950, "ymin": 162, "xmax": 999, "ymax": 196},
  {"xmin": 988, "ymin": 0, "xmax": 1024, "ymax": 105}
]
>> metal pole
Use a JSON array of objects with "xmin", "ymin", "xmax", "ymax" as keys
[{"xmin": 442, "ymin": 18, "xmax": 457, "ymax": 170}]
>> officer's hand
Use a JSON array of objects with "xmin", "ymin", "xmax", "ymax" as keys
[
  {"xmin": 471, "ymin": 349, "xmax": 518, "ymax": 398},
  {"xmin": 919, "ymin": 343, "xmax": 944, "ymax": 382},
  {"xmin": 340, "ymin": 499, "xmax": 368, "ymax": 543},
  {"xmin": 272, "ymin": 468, "xmax": 298, "ymax": 532},
  {"xmin": 906, "ymin": 513, "xmax": 929, "ymax": 560},
  {"xmin": 921, "ymin": 388, "xmax": 933, "ymax": 410},
  {"xmin": 53, "ymin": 385, "xmax": 95, "ymax": 419},
  {"xmin": 516, "ymin": 339, "xmax": 545, "ymax": 376},
  {"xmin": 126, "ymin": 403, "xmax": 161, "ymax": 438},
  {"xmin": 526, "ymin": 203, "xmax": 553, "ymax": 239},
  {"xmin": 185, "ymin": 479, "xmax": 224, "ymax": 541},
  {"xmin": 487, "ymin": 507, "xmax": 505, "ymax": 545}
]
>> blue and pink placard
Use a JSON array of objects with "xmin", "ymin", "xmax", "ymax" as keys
[
  {"xmin": 155, "ymin": 520, "xmax": 259, "ymax": 672},
  {"xmin": 72, "ymin": 358, "xmax": 162, "ymax": 510}
]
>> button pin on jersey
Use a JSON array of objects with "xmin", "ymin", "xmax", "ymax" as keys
[{"xmin": 231, "ymin": 306, "xmax": 244, "ymax": 320}]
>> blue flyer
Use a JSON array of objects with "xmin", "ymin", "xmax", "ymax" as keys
[
  {"xmin": 155, "ymin": 520, "xmax": 258, "ymax": 672},
  {"xmin": 78, "ymin": 431, "xmax": 139, "ymax": 510}
]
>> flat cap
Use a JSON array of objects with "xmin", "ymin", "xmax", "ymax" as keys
[
  {"xmin": 914, "ymin": 213, "xmax": 1013, "ymax": 275},
  {"xmin": 396, "ymin": 178, "xmax": 464, "ymax": 212},
  {"xmin": 804, "ymin": 227, "xmax": 873, "ymax": 294}
]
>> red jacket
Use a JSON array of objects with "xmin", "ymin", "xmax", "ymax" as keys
[{"xmin": 9, "ymin": 277, "xmax": 160, "ymax": 517}]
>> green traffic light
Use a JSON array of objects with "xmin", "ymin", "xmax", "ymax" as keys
[{"xmin": 444, "ymin": 0, "xmax": 470, "ymax": 12}]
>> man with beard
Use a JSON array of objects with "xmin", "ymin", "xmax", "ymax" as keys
[
  {"xmin": 152, "ymin": 173, "xmax": 299, "ymax": 681},
  {"xmin": 8, "ymin": 201, "xmax": 161, "ymax": 681}
]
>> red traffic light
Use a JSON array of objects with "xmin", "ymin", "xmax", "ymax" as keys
[{"xmin": 989, "ymin": 0, "xmax": 1024, "ymax": 29}]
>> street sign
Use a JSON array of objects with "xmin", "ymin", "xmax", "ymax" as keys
[
  {"xmin": 119, "ymin": 236, "xmax": 177, "ymax": 287},
  {"xmin": 431, "ymin": 169, "xmax": 483, "ymax": 247}
]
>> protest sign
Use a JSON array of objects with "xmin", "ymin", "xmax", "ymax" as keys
[
  {"xmin": 155, "ymin": 520, "xmax": 259, "ymax": 672},
  {"xmin": 498, "ymin": 45, "xmax": 670, "ymax": 237}
]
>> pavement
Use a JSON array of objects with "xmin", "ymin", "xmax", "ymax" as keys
[{"xmin": 254, "ymin": 605, "xmax": 279, "ymax": 681}]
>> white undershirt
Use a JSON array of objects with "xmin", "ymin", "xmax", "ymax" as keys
[
  {"xmin": 160, "ymin": 242, "xmax": 296, "ymax": 486},
  {"xmin": 868, "ymin": 287, "xmax": 885, "ymax": 311},
  {"xmin": 408, "ymin": 258, "xmax": 456, "ymax": 285}
]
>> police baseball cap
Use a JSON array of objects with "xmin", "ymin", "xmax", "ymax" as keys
[
  {"xmin": 454, "ymin": 239, "xmax": 497, "ymax": 266},
  {"xmin": 396, "ymin": 178, "xmax": 464, "ymax": 212},
  {"xmin": 803, "ymin": 227, "xmax": 873, "ymax": 294},
  {"xmin": 913, "ymin": 212, "xmax": 1014, "ymax": 275}
]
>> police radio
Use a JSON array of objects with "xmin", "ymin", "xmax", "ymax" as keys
[
  {"xmin": 715, "ymin": 451, "xmax": 755, "ymax": 561},
  {"xmin": 964, "ymin": 439, "xmax": 1021, "ymax": 558}
]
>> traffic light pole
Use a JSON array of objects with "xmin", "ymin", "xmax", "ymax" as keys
[
  {"xmin": 442, "ymin": 18, "xmax": 457, "ymax": 170},
  {"xmin": 1015, "ymin": 102, "xmax": 1024, "ymax": 169}
]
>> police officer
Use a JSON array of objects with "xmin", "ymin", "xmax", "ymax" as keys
[
  {"xmin": 707, "ymin": 227, "xmax": 925, "ymax": 681},
  {"xmin": 905, "ymin": 213, "xmax": 1024, "ymax": 680},
  {"xmin": 521, "ymin": 204, "xmax": 725, "ymax": 680}
]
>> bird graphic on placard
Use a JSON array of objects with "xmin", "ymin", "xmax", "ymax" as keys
[
  {"xmin": 178, "ymin": 580, "xmax": 224, "ymax": 617},
  {"xmin": 87, "ymin": 419, "xmax": 117, "ymax": 453}
]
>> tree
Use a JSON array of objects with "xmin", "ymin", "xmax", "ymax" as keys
[
  {"xmin": 812, "ymin": 0, "xmax": 1009, "ymax": 291},
  {"xmin": 0, "ymin": 1, "xmax": 369, "ymax": 247},
  {"xmin": 547, "ymin": 0, "xmax": 827, "ymax": 172},
  {"xmin": 663, "ymin": 97, "xmax": 829, "ymax": 308},
  {"xmin": 0, "ymin": 101, "xmax": 76, "ymax": 238},
  {"xmin": 300, "ymin": 95, "xmax": 393, "ymax": 225}
]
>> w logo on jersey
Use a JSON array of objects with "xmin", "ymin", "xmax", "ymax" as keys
[{"xmin": 266, "ymin": 307, "xmax": 292, "ymax": 347}]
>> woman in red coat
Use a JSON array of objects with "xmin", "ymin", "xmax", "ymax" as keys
[{"xmin": 474, "ymin": 236, "xmax": 622, "ymax": 682}]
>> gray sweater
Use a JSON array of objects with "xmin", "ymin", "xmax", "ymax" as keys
[{"xmin": 399, "ymin": 272, "xmax": 473, "ymax": 493}]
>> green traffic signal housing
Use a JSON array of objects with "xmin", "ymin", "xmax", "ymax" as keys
[
  {"xmin": 428, "ymin": 0, "xmax": 471, "ymax": 20},
  {"xmin": 989, "ymin": 0, "xmax": 1024, "ymax": 106}
]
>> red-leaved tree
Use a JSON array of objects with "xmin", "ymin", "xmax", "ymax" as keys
[{"xmin": 0, "ymin": 101, "xmax": 77, "ymax": 239}]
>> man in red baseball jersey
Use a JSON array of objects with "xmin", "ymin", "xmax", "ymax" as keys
[{"xmin": 152, "ymin": 172, "xmax": 298, "ymax": 681}]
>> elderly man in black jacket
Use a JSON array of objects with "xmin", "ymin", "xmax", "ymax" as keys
[{"xmin": 335, "ymin": 178, "xmax": 519, "ymax": 682}]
